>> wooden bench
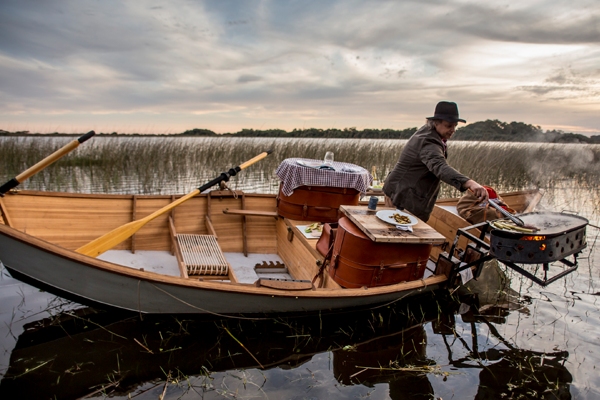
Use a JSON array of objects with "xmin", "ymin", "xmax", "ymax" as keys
[{"xmin": 222, "ymin": 209, "xmax": 278, "ymax": 218}]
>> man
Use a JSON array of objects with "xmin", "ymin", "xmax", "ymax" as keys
[{"xmin": 383, "ymin": 101, "xmax": 488, "ymax": 222}]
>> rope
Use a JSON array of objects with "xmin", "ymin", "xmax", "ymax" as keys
[
  {"xmin": 137, "ymin": 280, "xmax": 143, "ymax": 321},
  {"xmin": 148, "ymin": 282, "xmax": 270, "ymax": 320},
  {"xmin": 139, "ymin": 269, "xmax": 436, "ymax": 319},
  {"xmin": 219, "ymin": 181, "xmax": 238, "ymax": 199},
  {"xmin": 147, "ymin": 280, "xmax": 430, "ymax": 318}
]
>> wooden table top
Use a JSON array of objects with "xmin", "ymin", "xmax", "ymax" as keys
[{"xmin": 339, "ymin": 205, "xmax": 446, "ymax": 244}]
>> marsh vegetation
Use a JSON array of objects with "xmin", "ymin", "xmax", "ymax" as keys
[{"xmin": 1, "ymin": 137, "xmax": 599, "ymax": 217}]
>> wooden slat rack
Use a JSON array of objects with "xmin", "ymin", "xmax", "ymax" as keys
[{"xmin": 176, "ymin": 233, "xmax": 229, "ymax": 276}]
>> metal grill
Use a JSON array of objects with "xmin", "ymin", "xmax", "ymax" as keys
[
  {"xmin": 490, "ymin": 212, "xmax": 588, "ymax": 264},
  {"xmin": 176, "ymin": 234, "xmax": 229, "ymax": 276},
  {"xmin": 444, "ymin": 211, "xmax": 590, "ymax": 287}
]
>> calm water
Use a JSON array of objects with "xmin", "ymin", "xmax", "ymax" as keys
[{"xmin": 0, "ymin": 137, "xmax": 599, "ymax": 399}]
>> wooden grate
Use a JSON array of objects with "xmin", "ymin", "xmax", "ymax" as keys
[{"xmin": 176, "ymin": 234, "xmax": 229, "ymax": 276}]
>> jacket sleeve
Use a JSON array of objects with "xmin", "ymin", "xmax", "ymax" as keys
[{"xmin": 420, "ymin": 138, "xmax": 470, "ymax": 191}]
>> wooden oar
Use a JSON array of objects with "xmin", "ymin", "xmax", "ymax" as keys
[
  {"xmin": 76, "ymin": 149, "xmax": 273, "ymax": 257},
  {"xmin": 0, "ymin": 131, "xmax": 96, "ymax": 196}
]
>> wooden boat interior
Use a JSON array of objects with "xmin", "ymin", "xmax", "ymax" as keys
[{"xmin": 0, "ymin": 188, "xmax": 543, "ymax": 291}]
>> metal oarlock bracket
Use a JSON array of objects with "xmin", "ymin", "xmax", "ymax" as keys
[{"xmin": 443, "ymin": 221, "xmax": 583, "ymax": 288}]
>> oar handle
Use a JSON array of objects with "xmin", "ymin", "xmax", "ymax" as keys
[
  {"xmin": 0, "ymin": 131, "xmax": 95, "ymax": 196},
  {"xmin": 77, "ymin": 131, "xmax": 96, "ymax": 144},
  {"xmin": 240, "ymin": 149, "xmax": 273, "ymax": 170}
]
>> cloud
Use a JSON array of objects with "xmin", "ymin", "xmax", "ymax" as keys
[
  {"xmin": 237, "ymin": 74, "xmax": 262, "ymax": 83},
  {"xmin": 0, "ymin": 0, "xmax": 600, "ymax": 134}
]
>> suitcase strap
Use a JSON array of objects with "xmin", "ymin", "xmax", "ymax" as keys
[
  {"xmin": 313, "ymin": 227, "xmax": 346, "ymax": 287},
  {"xmin": 312, "ymin": 241, "xmax": 335, "ymax": 287}
]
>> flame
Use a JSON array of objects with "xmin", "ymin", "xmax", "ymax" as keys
[
  {"xmin": 539, "ymin": 244, "xmax": 546, "ymax": 251},
  {"xmin": 520, "ymin": 236, "xmax": 546, "ymax": 241}
]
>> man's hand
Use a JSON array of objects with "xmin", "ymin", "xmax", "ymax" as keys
[{"xmin": 464, "ymin": 180, "xmax": 489, "ymax": 202}]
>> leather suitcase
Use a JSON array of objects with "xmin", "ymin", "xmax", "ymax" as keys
[
  {"xmin": 328, "ymin": 216, "xmax": 432, "ymax": 288},
  {"xmin": 277, "ymin": 185, "xmax": 360, "ymax": 223}
]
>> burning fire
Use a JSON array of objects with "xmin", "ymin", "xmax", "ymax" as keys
[{"xmin": 520, "ymin": 236, "xmax": 546, "ymax": 241}]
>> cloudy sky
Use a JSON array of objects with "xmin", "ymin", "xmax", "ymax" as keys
[{"xmin": 1, "ymin": 0, "xmax": 599, "ymax": 135}]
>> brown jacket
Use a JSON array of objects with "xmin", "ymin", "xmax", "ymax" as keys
[{"xmin": 383, "ymin": 124, "xmax": 470, "ymax": 221}]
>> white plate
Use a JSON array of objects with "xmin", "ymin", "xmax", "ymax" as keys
[
  {"xmin": 296, "ymin": 160, "xmax": 322, "ymax": 168},
  {"xmin": 376, "ymin": 210, "xmax": 418, "ymax": 226},
  {"xmin": 296, "ymin": 160, "xmax": 336, "ymax": 171}
]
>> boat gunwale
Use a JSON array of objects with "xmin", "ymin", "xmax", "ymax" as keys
[
  {"xmin": 4, "ymin": 189, "xmax": 277, "ymax": 200},
  {"xmin": 433, "ymin": 188, "xmax": 542, "ymax": 205}
]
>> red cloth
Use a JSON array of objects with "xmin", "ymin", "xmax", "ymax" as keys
[
  {"xmin": 484, "ymin": 186, "xmax": 498, "ymax": 199},
  {"xmin": 484, "ymin": 186, "xmax": 507, "ymax": 210}
]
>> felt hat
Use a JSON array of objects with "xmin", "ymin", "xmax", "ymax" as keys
[{"xmin": 426, "ymin": 101, "xmax": 466, "ymax": 123}]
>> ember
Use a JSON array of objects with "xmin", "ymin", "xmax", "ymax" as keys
[{"xmin": 521, "ymin": 235, "xmax": 547, "ymax": 241}]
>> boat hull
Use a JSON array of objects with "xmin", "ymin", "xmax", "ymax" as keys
[
  {"xmin": 0, "ymin": 188, "xmax": 541, "ymax": 315},
  {"xmin": 0, "ymin": 223, "xmax": 442, "ymax": 314}
]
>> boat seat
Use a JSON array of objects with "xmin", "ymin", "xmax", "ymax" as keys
[{"xmin": 222, "ymin": 209, "xmax": 278, "ymax": 218}]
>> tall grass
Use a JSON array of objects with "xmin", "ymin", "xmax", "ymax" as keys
[{"xmin": 1, "ymin": 136, "xmax": 599, "ymax": 218}]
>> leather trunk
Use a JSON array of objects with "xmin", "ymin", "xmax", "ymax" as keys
[
  {"xmin": 328, "ymin": 216, "xmax": 432, "ymax": 288},
  {"xmin": 277, "ymin": 185, "xmax": 360, "ymax": 223}
]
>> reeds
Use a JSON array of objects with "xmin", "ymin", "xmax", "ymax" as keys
[{"xmin": 1, "ymin": 137, "xmax": 599, "ymax": 218}]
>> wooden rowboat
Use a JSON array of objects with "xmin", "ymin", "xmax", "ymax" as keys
[{"xmin": 0, "ymin": 188, "xmax": 542, "ymax": 315}]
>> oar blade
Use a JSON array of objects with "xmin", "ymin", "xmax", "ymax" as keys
[{"xmin": 76, "ymin": 219, "xmax": 147, "ymax": 257}]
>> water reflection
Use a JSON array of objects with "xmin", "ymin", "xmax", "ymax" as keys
[
  {"xmin": 0, "ymin": 290, "xmax": 575, "ymax": 399},
  {"xmin": 461, "ymin": 307, "xmax": 572, "ymax": 400}
]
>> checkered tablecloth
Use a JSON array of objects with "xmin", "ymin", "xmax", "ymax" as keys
[{"xmin": 275, "ymin": 158, "xmax": 373, "ymax": 196}]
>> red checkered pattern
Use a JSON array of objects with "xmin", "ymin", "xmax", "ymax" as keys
[{"xmin": 276, "ymin": 158, "xmax": 373, "ymax": 196}]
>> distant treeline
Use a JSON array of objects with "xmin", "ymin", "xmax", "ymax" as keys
[{"xmin": 2, "ymin": 120, "xmax": 599, "ymax": 143}]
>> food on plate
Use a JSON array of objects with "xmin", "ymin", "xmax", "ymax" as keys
[
  {"xmin": 305, "ymin": 222, "xmax": 323, "ymax": 233},
  {"xmin": 389, "ymin": 213, "xmax": 411, "ymax": 224}
]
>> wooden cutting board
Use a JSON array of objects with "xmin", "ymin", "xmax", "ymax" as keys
[{"xmin": 339, "ymin": 205, "xmax": 446, "ymax": 244}]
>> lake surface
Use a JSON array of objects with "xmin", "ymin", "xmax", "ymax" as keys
[{"xmin": 0, "ymin": 137, "xmax": 599, "ymax": 399}]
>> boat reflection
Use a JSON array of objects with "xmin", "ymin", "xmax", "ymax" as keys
[{"xmin": 0, "ymin": 293, "xmax": 573, "ymax": 399}]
